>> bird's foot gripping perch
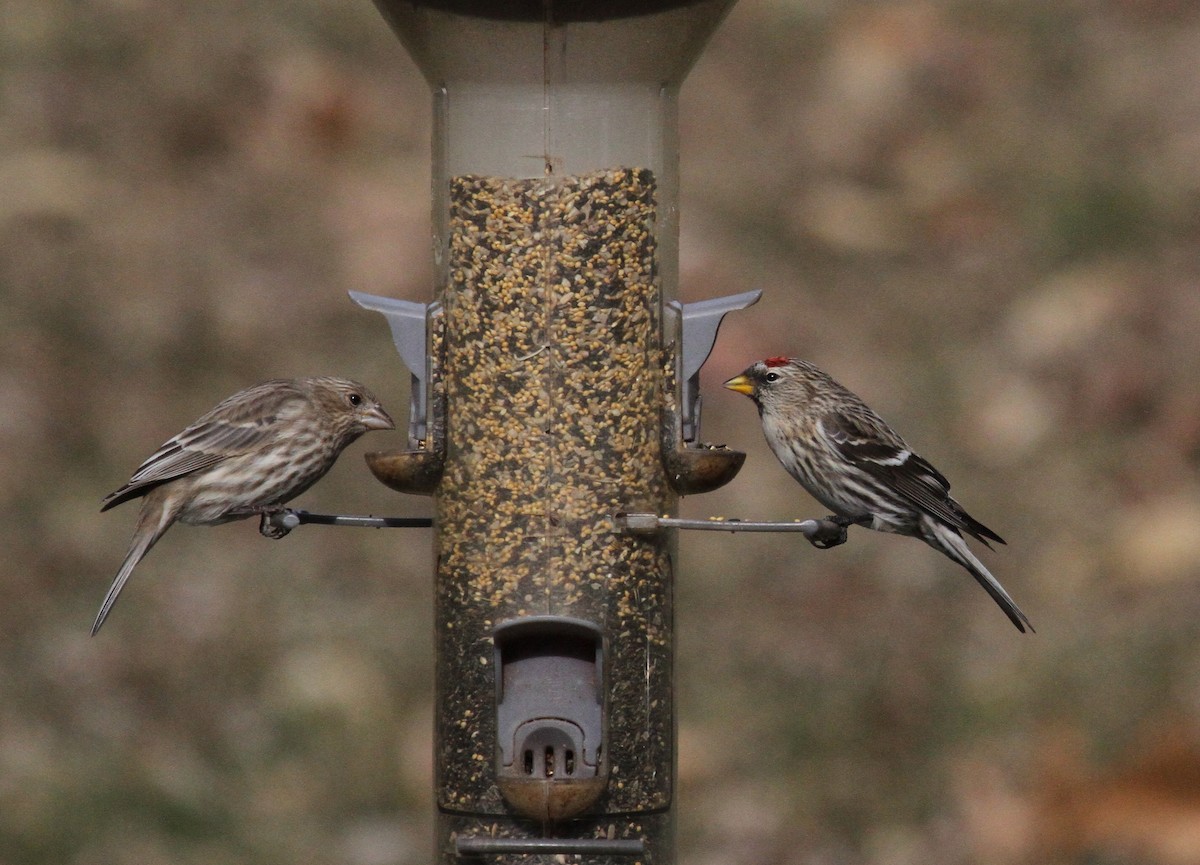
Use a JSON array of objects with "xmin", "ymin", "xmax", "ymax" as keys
[
  {"xmin": 260, "ymin": 508, "xmax": 300, "ymax": 539},
  {"xmin": 807, "ymin": 516, "xmax": 851, "ymax": 549}
]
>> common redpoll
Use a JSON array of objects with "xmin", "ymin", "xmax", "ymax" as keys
[
  {"xmin": 724, "ymin": 357, "xmax": 1031, "ymax": 633},
  {"xmin": 95, "ymin": 377, "xmax": 394, "ymax": 634}
]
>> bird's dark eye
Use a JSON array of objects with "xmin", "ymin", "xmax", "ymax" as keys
[
  {"xmin": 348, "ymin": 393, "xmax": 363, "ymax": 406},
  {"xmin": 764, "ymin": 372, "xmax": 780, "ymax": 383}
]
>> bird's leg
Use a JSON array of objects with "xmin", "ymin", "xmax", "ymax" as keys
[
  {"xmin": 257, "ymin": 505, "xmax": 297, "ymax": 539},
  {"xmin": 807, "ymin": 515, "xmax": 854, "ymax": 549}
]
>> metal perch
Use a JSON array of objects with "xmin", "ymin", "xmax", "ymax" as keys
[
  {"xmin": 613, "ymin": 512, "xmax": 851, "ymax": 549},
  {"xmin": 261, "ymin": 509, "xmax": 433, "ymax": 538}
]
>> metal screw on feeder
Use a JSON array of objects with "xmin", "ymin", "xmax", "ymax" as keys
[{"xmin": 361, "ymin": 1, "xmax": 741, "ymax": 863}]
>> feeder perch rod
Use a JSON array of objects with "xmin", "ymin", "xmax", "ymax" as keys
[
  {"xmin": 456, "ymin": 837, "xmax": 646, "ymax": 856},
  {"xmin": 614, "ymin": 512, "xmax": 850, "ymax": 548},
  {"xmin": 264, "ymin": 509, "xmax": 433, "ymax": 534}
]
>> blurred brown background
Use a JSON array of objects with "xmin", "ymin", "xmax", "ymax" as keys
[{"xmin": 3, "ymin": 1, "xmax": 1200, "ymax": 863}]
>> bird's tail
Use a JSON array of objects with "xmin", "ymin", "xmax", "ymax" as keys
[
  {"xmin": 92, "ymin": 496, "xmax": 176, "ymax": 635},
  {"xmin": 922, "ymin": 517, "xmax": 1033, "ymax": 634}
]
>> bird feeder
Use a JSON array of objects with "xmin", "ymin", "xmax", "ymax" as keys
[{"xmin": 358, "ymin": 1, "xmax": 746, "ymax": 862}]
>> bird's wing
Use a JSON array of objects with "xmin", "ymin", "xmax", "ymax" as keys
[
  {"xmin": 101, "ymin": 381, "xmax": 305, "ymax": 510},
  {"xmin": 820, "ymin": 408, "xmax": 1003, "ymax": 544}
]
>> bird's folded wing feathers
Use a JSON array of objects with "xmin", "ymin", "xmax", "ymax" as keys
[
  {"xmin": 820, "ymin": 411, "xmax": 999, "ymax": 543},
  {"xmin": 102, "ymin": 385, "xmax": 305, "ymax": 510}
]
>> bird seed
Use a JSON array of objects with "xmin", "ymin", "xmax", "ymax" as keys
[{"xmin": 435, "ymin": 167, "xmax": 675, "ymax": 814}]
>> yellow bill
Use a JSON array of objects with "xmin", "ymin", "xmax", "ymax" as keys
[{"xmin": 723, "ymin": 374, "xmax": 754, "ymax": 395}]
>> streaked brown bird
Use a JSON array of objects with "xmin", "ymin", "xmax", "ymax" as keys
[
  {"xmin": 95, "ymin": 377, "xmax": 394, "ymax": 634},
  {"xmin": 725, "ymin": 357, "xmax": 1032, "ymax": 633}
]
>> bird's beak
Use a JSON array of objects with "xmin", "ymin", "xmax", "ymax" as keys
[
  {"xmin": 723, "ymin": 374, "xmax": 755, "ymax": 396},
  {"xmin": 363, "ymin": 404, "xmax": 396, "ymax": 431}
]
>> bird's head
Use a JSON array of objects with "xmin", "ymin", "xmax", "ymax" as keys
[
  {"xmin": 723, "ymin": 356, "xmax": 819, "ymax": 414},
  {"xmin": 305, "ymin": 377, "xmax": 395, "ymax": 437}
]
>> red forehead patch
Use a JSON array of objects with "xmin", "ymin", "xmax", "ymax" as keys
[{"xmin": 764, "ymin": 356, "xmax": 791, "ymax": 368}]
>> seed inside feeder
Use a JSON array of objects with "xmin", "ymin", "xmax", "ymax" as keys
[{"xmin": 435, "ymin": 167, "xmax": 674, "ymax": 813}]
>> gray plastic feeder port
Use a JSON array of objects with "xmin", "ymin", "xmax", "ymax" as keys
[{"xmin": 493, "ymin": 616, "xmax": 607, "ymax": 822}]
